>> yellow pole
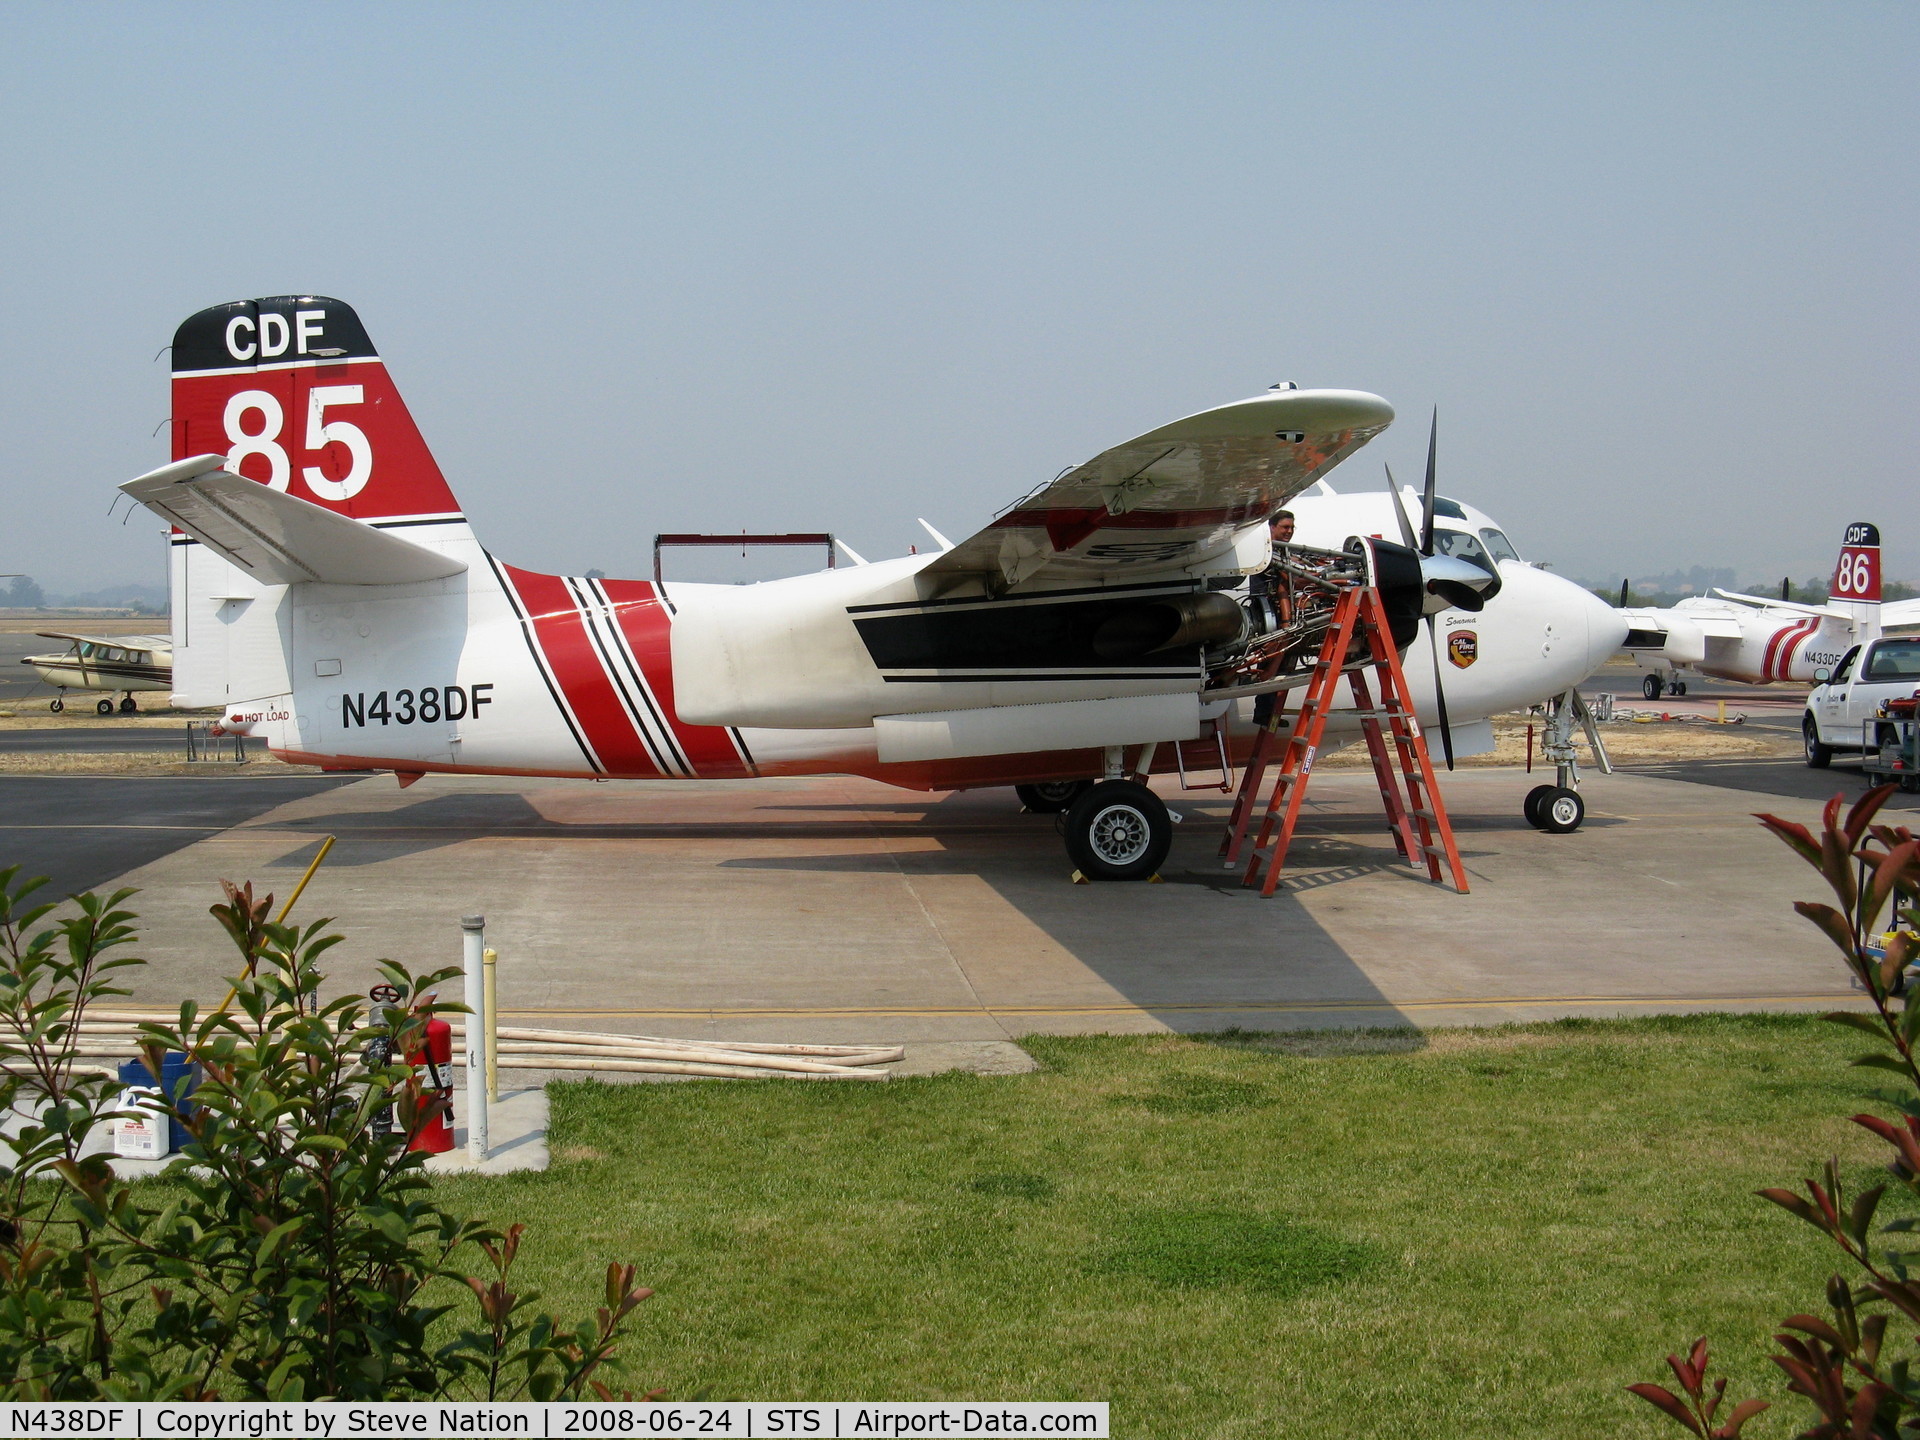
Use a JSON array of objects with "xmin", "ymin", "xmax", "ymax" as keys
[
  {"xmin": 1717, "ymin": 699, "xmax": 1726, "ymax": 725},
  {"xmin": 483, "ymin": 946, "xmax": 499, "ymax": 1102},
  {"xmin": 274, "ymin": 835, "xmax": 336, "ymax": 924},
  {"xmin": 215, "ymin": 835, "xmax": 336, "ymax": 1016}
]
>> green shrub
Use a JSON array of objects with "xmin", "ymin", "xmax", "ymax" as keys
[{"xmin": 0, "ymin": 867, "xmax": 653, "ymax": 1402}]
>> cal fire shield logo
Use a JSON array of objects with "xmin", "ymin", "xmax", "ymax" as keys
[{"xmin": 1448, "ymin": 630, "xmax": 1479, "ymax": 668}]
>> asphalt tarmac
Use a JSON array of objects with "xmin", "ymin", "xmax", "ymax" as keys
[{"xmin": 0, "ymin": 775, "xmax": 359, "ymax": 898}]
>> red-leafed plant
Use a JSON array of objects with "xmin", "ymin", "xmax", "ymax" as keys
[{"xmin": 1631, "ymin": 785, "xmax": 1920, "ymax": 1437}]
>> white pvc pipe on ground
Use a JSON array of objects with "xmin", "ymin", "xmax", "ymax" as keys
[{"xmin": 461, "ymin": 915, "xmax": 488, "ymax": 1161}]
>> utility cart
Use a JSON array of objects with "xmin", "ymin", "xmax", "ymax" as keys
[{"xmin": 1862, "ymin": 697, "xmax": 1920, "ymax": 793}]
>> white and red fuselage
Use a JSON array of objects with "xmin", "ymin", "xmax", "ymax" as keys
[{"xmin": 151, "ymin": 296, "xmax": 1624, "ymax": 791}]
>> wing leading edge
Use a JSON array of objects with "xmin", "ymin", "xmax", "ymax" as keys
[{"xmin": 926, "ymin": 388, "xmax": 1393, "ymax": 594}]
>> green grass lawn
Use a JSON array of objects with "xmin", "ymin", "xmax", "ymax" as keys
[{"xmin": 433, "ymin": 1015, "xmax": 1897, "ymax": 1438}]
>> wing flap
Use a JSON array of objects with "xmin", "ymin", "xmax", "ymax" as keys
[
  {"xmin": 926, "ymin": 388, "xmax": 1392, "ymax": 593},
  {"xmin": 121, "ymin": 455, "xmax": 467, "ymax": 586}
]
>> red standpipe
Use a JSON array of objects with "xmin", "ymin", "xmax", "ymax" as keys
[{"xmin": 407, "ymin": 1015, "xmax": 456, "ymax": 1154}]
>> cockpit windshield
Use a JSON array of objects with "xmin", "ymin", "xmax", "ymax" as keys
[
  {"xmin": 1433, "ymin": 529, "xmax": 1496, "ymax": 572},
  {"xmin": 1479, "ymin": 528, "xmax": 1520, "ymax": 563}
]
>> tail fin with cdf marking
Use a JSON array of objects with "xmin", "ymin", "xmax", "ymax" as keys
[{"xmin": 169, "ymin": 296, "xmax": 465, "ymax": 525}]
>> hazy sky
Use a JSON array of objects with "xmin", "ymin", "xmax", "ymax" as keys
[{"xmin": 2, "ymin": 3, "xmax": 1913, "ymax": 594}]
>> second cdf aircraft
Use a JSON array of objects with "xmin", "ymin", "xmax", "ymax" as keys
[
  {"xmin": 122, "ymin": 295, "xmax": 1625, "ymax": 880},
  {"xmin": 1620, "ymin": 524, "xmax": 1905, "ymax": 698}
]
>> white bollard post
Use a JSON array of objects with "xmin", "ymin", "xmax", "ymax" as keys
[{"xmin": 461, "ymin": 915, "xmax": 488, "ymax": 1162}]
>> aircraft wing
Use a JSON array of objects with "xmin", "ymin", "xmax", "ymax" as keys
[
  {"xmin": 122, "ymin": 455, "xmax": 467, "ymax": 586},
  {"xmin": 1880, "ymin": 598, "xmax": 1920, "ymax": 631},
  {"xmin": 922, "ymin": 388, "xmax": 1393, "ymax": 594},
  {"xmin": 33, "ymin": 632, "xmax": 169, "ymax": 647},
  {"xmin": 1711, "ymin": 588, "xmax": 1845, "ymax": 618}
]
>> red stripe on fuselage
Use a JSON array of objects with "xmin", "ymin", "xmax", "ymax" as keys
[
  {"xmin": 598, "ymin": 579, "xmax": 752, "ymax": 777},
  {"xmin": 1779, "ymin": 618, "xmax": 1821, "ymax": 680},
  {"xmin": 499, "ymin": 565, "xmax": 663, "ymax": 776},
  {"xmin": 1763, "ymin": 617, "xmax": 1818, "ymax": 681}
]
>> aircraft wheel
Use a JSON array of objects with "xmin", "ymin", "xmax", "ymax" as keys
[
  {"xmin": 49, "ymin": 698, "xmax": 63, "ymax": 714},
  {"xmin": 1536, "ymin": 786, "xmax": 1585, "ymax": 834},
  {"xmin": 1523, "ymin": 784, "xmax": 1558, "ymax": 830},
  {"xmin": 1062, "ymin": 780, "xmax": 1172, "ymax": 881},
  {"xmin": 1641, "ymin": 674, "xmax": 1662, "ymax": 701},
  {"xmin": 1804, "ymin": 718, "xmax": 1833, "ymax": 769},
  {"xmin": 1672, "ymin": 680, "xmax": 1687, "ymax": 696},
  {"xmin": 95, "ymin": 698, "xmax": 114, "ymax": 716},
  {"xmin": 117, "ymin": 696, "xmax": 137, "ymax": 715},
  {"xmin": 1016, "ymin": 780, "xmax": 1093, "ymax": 814}
]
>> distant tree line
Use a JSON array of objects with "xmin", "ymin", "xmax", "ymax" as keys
[{"xmin": 0, "ymin": 576, "xmax": 166, "ymax": 614}]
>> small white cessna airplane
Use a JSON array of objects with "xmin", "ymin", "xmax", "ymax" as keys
[
  {"xmin": 120, "ymin": 296, "xmax": 1624, "ymax": 879},
  {"xmin": 1619, "ymin": 524, "xmax": 1891, "ymax": 699},
  {"xmin": 21, "ymin": 632, "xmax": 172, "ymax": 714}
]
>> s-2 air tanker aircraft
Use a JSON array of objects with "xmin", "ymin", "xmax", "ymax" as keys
[{"xmin": 122, "ymin": 296, "xmax": 1624, "ymax": 880}]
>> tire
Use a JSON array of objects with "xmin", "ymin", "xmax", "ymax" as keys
[
  {"xmin": 1062, "ymin": 780, "xmax": 1173, "ymax": 881},
  {"xmin": 1537, "ymin": 786, "xmax": 1585, "ymax": 834},
  {"xmin": 117, "ymin": 696, "xmax": 137, "ymax": 714},
  {"xmin": 48, "ymin": 698, "xmax": 63, "ymax": 714},
  {"xmin": 1016, "ymin": 780, "xmax": 1093, "ymax": 814},
  {"xmin": 1804, "ymin": 717, "xmax": 1833, "ymax": 769},
  {"xmin": 1523, "ymin": 784, "xmax": 1558, "ymax": 830},
  {"xmin": 1642, "ymin": 674, "xmax": 1662, "ymax": 701},
  {"xmin": 1673, "ymin": 681, "xmax": 1688, "ymax": 696},
  {"xmin": 95, "ymin": 698, "xmax": 114, "ymax": 716}
]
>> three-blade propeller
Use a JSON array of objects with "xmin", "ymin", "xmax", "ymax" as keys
[{"xmin": 1380, "ymin": 409, "xmax": 1497, "ymax": 773}]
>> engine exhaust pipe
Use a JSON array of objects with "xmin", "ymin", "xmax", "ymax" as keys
[{"xmin": 1091, "ymin": 591, "xmax": 1248, "ymax": 660}]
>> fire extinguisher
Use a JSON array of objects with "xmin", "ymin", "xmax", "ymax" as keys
[{"xmin": 406, "ymin": 1011, "xmax": 456, "ymax": 1154}]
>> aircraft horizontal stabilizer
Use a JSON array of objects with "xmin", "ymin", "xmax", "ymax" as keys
[{"xmin": 122, "ymin": 455, "xmax": 467, "ymax": 586}]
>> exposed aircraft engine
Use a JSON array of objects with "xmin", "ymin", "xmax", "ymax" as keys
[{"xmin": 1200, "ymin": 536, "xmax": 1428, "ymax": 699}]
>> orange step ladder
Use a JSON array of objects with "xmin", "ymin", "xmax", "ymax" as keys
[{"xmin": 1220, "ymin": 585, "xmax": 1469, "ymax": 897}]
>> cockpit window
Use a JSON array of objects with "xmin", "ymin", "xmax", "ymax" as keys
[
  {"xmin": 1432, "ymin": 497, "xmax": 1468, "ymax": 520},
  {"xmin": 1865, "ymin": 639, "xmax": 1920, "ymax": 681},
  {"xmin": 1479, "ymin": 528, "xmax": 1520, "ymax": 563},
  {"xmin": 1432, "ymin": 529, "xmax": 1495, "ymax": 571}
]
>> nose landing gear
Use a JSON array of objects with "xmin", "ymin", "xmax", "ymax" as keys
[{"xmin": 1526, "ymin": 688, "xmax": 1611, "ymax": 833}]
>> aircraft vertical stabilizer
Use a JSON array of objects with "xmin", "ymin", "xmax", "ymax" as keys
[
  {"xmin": 1831, "ymin": 522, "xmax": 1883, "ymax": 648},
  {"xmin": 157, "ymin": 296, "xmax": 484, "ymax": 709}
]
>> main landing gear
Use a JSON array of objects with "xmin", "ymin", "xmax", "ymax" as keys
[
  {"xmin": 1016, "ymin": 763, "xmax": 1175, "ymax": 882},
  {"xmin": 1059, "ymin": 780, "xmax": 1174, "ymax": 882},
  {"xmin": 1015, "ymin": 780, "xmax": 1093, "ymax": 814},
  {"xmin": 48, "ymin": 690, "xmax": 136, "ymax": 715},
  {"xmin": 1524, "ymin": 688, "xmax": 1612, "ymax": 834},
  {"xmin": 1640, "ymin": 673, "xmax": 1686, "ymax": 700}
]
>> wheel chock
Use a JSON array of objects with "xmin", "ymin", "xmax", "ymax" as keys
[
  {"xmin": 1148, "ymin": 873, "xmax": 1166, "ymax": 883},
  {"xmin": 1070, "ymin": 870, "xmax": 1090, "ymax": 885}
]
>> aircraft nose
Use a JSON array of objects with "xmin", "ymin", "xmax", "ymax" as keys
[{"xmin": 1567, "ymin": 573, "xmax": 1630, "ymax": 677}]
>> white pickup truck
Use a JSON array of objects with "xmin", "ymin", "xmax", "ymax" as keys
[{"xmin": 1803, "ymin": 636, "xmax": 1920, "ymax": 767}]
